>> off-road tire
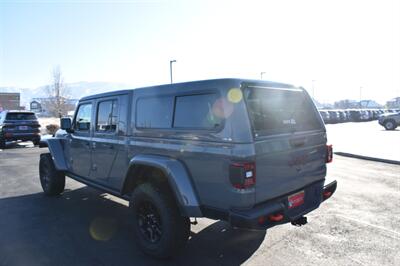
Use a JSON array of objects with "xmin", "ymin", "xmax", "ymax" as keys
[
  {"xmin": 39, "ymin": 153, "xmax": 65, "ymax": 196},
  {"xmin": 33, "ymin": 139, "xmax": 41, "ymax": 146},
  {"xmin": 384, "ymin": 120, "xmax": 396, "ymax": 130},
  {"xmin": 130, "ymin": 183, "xmax": 190, "ymax": 259}
]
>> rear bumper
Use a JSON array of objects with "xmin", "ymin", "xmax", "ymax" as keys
[
  {"xmin": 1, "ymin": 132, "xmax": 41, "ymax": 142},
  {"xmin": 227, "ymin": 180, "xmax": 337, "ymax": 230}
]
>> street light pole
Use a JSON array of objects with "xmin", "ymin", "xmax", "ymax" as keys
[
  {"xmin": 260, "ymin": 72, "xmax": 266, "ymax": 80},
  {"xmin": 170, "ymin": 60, "xmax": 176, "ymax": 84},
  {"xmin": 359, "ymin": 86, "xmax": 363, "ymax": 108}
]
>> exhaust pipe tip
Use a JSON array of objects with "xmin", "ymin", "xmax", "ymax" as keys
[{"xmin": 291, "ymin": 216, "xmax": 308, "ymax": 227}]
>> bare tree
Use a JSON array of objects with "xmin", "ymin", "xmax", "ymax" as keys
[{"xmin": 43, "ymin": 66, "xmax": 71, "ymax": 117}]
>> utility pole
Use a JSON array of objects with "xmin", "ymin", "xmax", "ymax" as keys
[
  {"xmin": 170, "ymin": 60, "xmax": 176, "ymax": 84},
  {"xmin": 260, "ymin": 72, "xmax": 266, "ymax": 80}
]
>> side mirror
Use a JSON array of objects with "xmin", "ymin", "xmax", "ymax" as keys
[{"xmin": 60, "ymin": 117, "xmax": 73, "ymax": 133}]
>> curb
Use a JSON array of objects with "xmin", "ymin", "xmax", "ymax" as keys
[{"xmin": 334, "ymin": 152, "xmax": 400, "ymax": 165}]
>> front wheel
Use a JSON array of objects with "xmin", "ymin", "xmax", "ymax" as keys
[
  {"xmin": 39, "ymin": 153, "xmax": 65, "ymax": 196},
  {"xmin": 130, "ymin": 183, "xmax": 190, "ymax": 258},
  {"xmin": 384, "ymin": 120, "xmax": 396, "ymax": 130},
  {"xmin": 33, "ymin": 138, "xmax": 41, "ymax": 146}
]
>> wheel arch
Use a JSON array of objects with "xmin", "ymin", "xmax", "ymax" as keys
[
  {"xmin": 46, "ymin": 138, "xmax": 68, "ymax": 171},
  {"xmin": 121, "ymin": 154, "xmax": 202, "ymax": 217}
]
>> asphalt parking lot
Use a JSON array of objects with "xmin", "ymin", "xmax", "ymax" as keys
[
  {"xmin": 0, "ymin": 141, "xmax": 399, "ymax": 266},
  {"xmin": 326, "ymin": 121, "xmax": 400, "ymax": 163}
]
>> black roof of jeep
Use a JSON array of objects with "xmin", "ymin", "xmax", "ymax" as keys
[{"xmin": 79, "ymin": 78, "xmax": 298, "ymax": 101}]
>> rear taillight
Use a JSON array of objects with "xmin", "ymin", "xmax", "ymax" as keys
[
  {"xmin": 326, "ymin": 144, "xmax": 333, "ymax": 163},
  {"xmin": 229, "ymin": 162, "xmax": 256, "ymax": 189}
]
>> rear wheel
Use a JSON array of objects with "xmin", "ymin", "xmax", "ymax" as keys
[
  {"xmin": 384, "ymin": 120, "xmax": 396, "ymax": 130},
  {"xmin": 130, "ymin": 183, "xmax": 190, "ymax": 258},
  {"xmin": 39, "ymin": 153, "xmax": 65, "ymax": 196}
]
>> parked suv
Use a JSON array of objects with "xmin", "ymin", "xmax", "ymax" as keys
[
  {"xmin": 0, "ymin": 110, "xmax": 41, "ymax": 148},
  {"xmin": 378, "ymin": 111, "xmax": 400, "ymax": 130},
  {"xmin": 39, "ymin": 79, "xmax": 337, "ymax": 258}
]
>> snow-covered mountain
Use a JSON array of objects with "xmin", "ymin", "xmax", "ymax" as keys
[{"xmin": 0, "ymin": 82, "xmax": 132, "ymax": 107}]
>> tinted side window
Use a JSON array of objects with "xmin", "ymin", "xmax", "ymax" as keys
[
  {"xmin": 136, "ymin": 97, "xmax": 174, "ymax": 128},
  {"xmin": 74, "ymin": 103, "xmax": 92, "ymax": 131},
  {"xmin": 174, "ymin": 94, "xmax": 221, "ymax": 129},
  {"xmin": 96, "ymin": 100, "xmax": 118, "ymax": 132}
]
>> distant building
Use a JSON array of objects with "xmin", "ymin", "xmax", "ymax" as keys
[
  {"xmin": 332, "ymin": 99, "xmax": 382, "ymax": 109},
  {"xmin": 359, "ymin": 100, "xmax": 382, "ymax": 108},
  {"xmin": 333, "ymin": 99, "xmax": 358, "ymax": 109},
  {"xmin": 386, "ymin": 97, "xmax": 400, "ymax": 108},
  {"xmin": 0, "ymin": 92, "xmax": 21, "ymax": 111},
  {"xmin": 30, "ymin": 97, "xmax": 78, "ymax": 116},
  {"xmin": 30, "ymin": 100, "xmax": 42, "ymax": 113}
]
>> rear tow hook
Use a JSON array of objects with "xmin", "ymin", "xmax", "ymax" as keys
[{"xmin": 291, "ymin": 216, "xmax": 308, "ymax": 227}]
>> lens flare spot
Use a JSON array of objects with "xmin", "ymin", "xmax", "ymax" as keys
[
  {"xmin": 89, "ymin": 217, "xmax": 117, "ymax": 241},
  {"xmin": 212, "ymin": 98, "xmax": 233, "ymax": 119},
  {"xmin": 227, "ymin": 88, "xmax": 243, "ymax": 103}
]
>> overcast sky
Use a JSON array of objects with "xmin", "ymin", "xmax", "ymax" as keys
[{"xmin": 0, "ymin": 0, "xmax": 399, "ymax": 104}]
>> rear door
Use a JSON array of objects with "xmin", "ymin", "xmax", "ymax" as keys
[
  {"xmin": 244, "ymin": 86, "xmax": 327, "ymax": 203},
  {"xmin": 89, "ymin": 97, "xmax": 120, "ymax": 183}
]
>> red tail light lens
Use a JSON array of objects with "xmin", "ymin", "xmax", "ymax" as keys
[
  {"xmin": 326, "ymin": 144, "xmax": 333, "ymax": 163},
  {"xmin": 229, "ymin": 162, "xmax": 256, "ymax": 189},
  {"xmin": 323, "ymin": 191, "xmax": 332, "ymax": 199},
  {"xmin": 268, "ymin": 213, "xmax": 284, "ymax": 222}
]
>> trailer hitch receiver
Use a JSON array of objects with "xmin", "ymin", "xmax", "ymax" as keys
[{"xmin": 291, "ymin": 216, "xmax": 308, "ymax": 227}]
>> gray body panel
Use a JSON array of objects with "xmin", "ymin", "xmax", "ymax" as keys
[
  {"xmin": 47, "ymin": 78, "xmax": 329, "ymax": 219},
  {"xmin": 254, "ymin": 131, "xmax": 327, "ymax": 202}
]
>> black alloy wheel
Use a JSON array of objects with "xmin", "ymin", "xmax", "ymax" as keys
[{"xmin": 137, "ymin": 200, "xmax": 163, "ymax": 244}]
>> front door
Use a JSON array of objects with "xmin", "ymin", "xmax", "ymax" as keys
[
  {"xmin": 90, "ymin": 98, "xmax": 119, "ymax": 182},
  {"xmin": 69, "ymin": 102, "xmax": 93, "ymax": 178}
]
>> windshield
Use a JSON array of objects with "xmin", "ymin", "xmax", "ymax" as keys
[
  {"xmin": 6, "ymin": 112, "xmax": 37, "ymax": 121},
  {"xmin": 245, "ymin": 87, "xmax": 322, "ymax": 136}
]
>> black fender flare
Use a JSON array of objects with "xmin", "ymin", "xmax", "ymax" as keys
[
  {"xmin": 122, "ymin": 154, "xmax": 202, "ymax": 217},
  {"xmin": 46, "ymin": 138, "xmax": 68, "ymax": 171}
]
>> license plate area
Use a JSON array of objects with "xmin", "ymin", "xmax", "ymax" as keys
[
  {"xmin": 19, "ymin": 126, "xmax": 28, "ymax": 130},
  {"xmin": 288, "ymin": 190, "xmax": 305, "ymax": 209}
]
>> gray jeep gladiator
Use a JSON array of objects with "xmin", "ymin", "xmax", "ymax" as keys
[{"xmin": 39, "ymin": 78, "xmax": 337, "ymax": 258}]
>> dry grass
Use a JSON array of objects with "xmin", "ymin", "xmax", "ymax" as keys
[{"xmin": 38, "ymin": 117, "xmax": 60, "ymax": 135}]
